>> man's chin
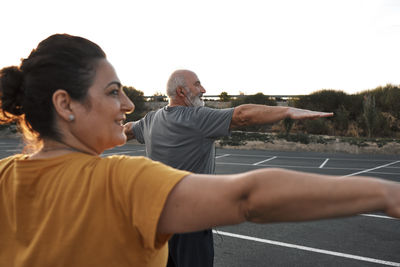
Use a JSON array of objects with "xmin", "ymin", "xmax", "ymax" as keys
[
  {"xmin": 194, "ymin": 99, "xmax": 205, "ymax": 107},
  {"xmin": 186, "ymin": 95, "xmax": 205, "ymax": 107}
]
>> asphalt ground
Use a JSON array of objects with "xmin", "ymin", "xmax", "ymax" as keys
[{"xmin": 1, "ymin": 138, "xmax": 399, "ymax": 267}]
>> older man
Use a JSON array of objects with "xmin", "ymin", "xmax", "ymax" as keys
[{"xmin": 124, "ymin": 69, "xmax": 333, "ymax": 267}]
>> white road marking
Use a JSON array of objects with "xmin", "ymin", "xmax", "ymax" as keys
[
  {"xmin": 213, "ymin": 230, "xmax": 400, "ymax": 266},
  {"xmin": 216, "ymin": 161, "xmax": 399, "ymax": 220},
  {"xmin": 215, "ymin": 154, "xmax": 231, "ymax": 159},
  {"xmin": 252, "ymin": 156, "xmax": 277, "ymax": 166},
  {"xmin": 360, "ymin": 213, "xmax": 398, "ymax": 220},
  {"xmin": 342, "ymin": 160, "xmax": 400, "ymax": 177},
  {"xmin": 319, "ymin": 158, "xmax": 329, "ymax": 168},
  {"xmin": 216, "ymin": 162, "xmax": 400, "ymax": 175},
  {"xmin": 217, "ymin": 152, "xmax": 394, "ymax": 162},
  {"xmin": 5, "ymin": 149, "xmax": 23, "ymax": 152}
]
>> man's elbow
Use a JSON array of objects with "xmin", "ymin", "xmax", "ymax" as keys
[{"xmin": 231, "ymin": 105, "xmax": 251, "ymax": 128}]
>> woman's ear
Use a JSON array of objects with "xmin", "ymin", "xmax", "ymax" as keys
[{"xmin": 52, "ymin": 89, "xmax": 74, "ymax": 122}]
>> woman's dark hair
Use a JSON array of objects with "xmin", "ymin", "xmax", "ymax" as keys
[{"xmin": 0, "ymin": 34, "xmax": 106, "ymax": 151}]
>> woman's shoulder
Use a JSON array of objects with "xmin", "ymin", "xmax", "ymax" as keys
[
  {"xmin": 101, "ymin": 155, "xmax": 188, "ymax": 178},
  {"xmin": 97, "ymin": 155, "xmax": 155, "ymax": 173},
  {"xmin": 101, "ymin": 155, "xmax": 150, "ymax": 165},
  {"xmin": 0, "ymin": 154, "xmax": 27, "ymax": 166}
]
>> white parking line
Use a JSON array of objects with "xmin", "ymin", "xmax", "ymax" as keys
[
  {"xmin": 342, "ymin": 160, "xmax": 400, "ymax": 177},
  {"xmin": 319, "ymin": 158, "xmax": 329, "ymax": 168},
  {"xmin": 360, "ymin": 213, "xmax": 397, "ymax": 220},
  {"xmin": 216, "ymin": 162, "xmax": 399, "ymax": 174},
  {"xmin": 216, "ymin": 161, "xmax": 399, "ymax": 220},
  {"xmin": 213, "ymin": 230, "xmax": 400, "ymax": 266},
  {"xmin": 218, "ymin": 153, "xmax": 395, "ymax": 162},
  {"xmin": 215, "ymin": 154, "xmax": 231, "ymax": 159},
  {"xmin": 253, "ymin": 156, "xmax": 277, "ymax": 166},
  {"xmin": 5, "ymin": 149, "xmax": 23, "ymax": 152}
]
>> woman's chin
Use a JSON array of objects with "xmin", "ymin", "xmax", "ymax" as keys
[
  {"xmin": 115, "ymin": 134, "xmax": 128, "ymax": 146},
  {"xmin": 104, "ymin": 135, "xmax": 127, "ymax": 150}
]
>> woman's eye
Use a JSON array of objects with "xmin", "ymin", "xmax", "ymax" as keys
[{"xmin": 110, "ymin": 89, "xmax": 119, "ymax": 95}]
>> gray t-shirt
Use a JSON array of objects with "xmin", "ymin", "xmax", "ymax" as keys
[{"xmin": 132, "ymin": 106, "xmax": 234, "ymax": 174}]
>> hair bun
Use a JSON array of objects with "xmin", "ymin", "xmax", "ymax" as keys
[{"xmin": 0, "ymin": 66, "xmax": 25, "ymax": 116}]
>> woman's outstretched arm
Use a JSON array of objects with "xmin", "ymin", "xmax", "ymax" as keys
[{"xmin": 157, "ymin": 168, "xmax": 400, "ymax": 234}]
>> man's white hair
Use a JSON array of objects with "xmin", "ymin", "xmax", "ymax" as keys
[{"xmin": 166, "ymin": 70, "xmax": 192, "ymax": 100}]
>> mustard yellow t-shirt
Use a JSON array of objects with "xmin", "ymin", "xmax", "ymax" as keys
[{"xmin": 0, "ymin": 153, "xmax": 190, "ymax": 267}]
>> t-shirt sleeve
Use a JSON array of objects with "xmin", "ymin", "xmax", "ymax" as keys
[
  {"xmin": 132, "ymin": 112, "xmax": 156, "ymax": 144},
  {"xmin": 110, "ymin": 156, "xmax": 190, "ymax": 249},
  {"xmin": 195, "ymin": 107, "xmax": 234, "ymax": 138},
  {"xmin": 132, "ymin": 119, "xmax": 145, "ymax": 144}
]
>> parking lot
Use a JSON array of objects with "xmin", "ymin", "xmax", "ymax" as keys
[{"xmin": 1, "ymin": 139, "xmax": 399, "ymax": 266}]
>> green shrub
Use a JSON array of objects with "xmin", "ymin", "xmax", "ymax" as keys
[
  {"xmin": 219, "ymin": 92, "xmax": 231, "ymax": 102},
  {"xmin": 231, "ymin": 93, "xmax": 276, "ymax": 107},
  {"xmin": 123, "ymin": 86, "xmax": 146, "ymax": 121},
  {"xmin": 285, "ymin": 133, "xmax": 310, "ymax": 144},
  {"xmin": 374, "ymin": 112, "xmax": 392, "ymax": 137},
  {"xmin": 363, "ymin": 95, "xmax": 377, "ymax": 138},
  {"xmin": 303, "ymin": 118, "xmax": 330, "ymax": 135},
  {"xmin": 283, "ymin": 118, "xmax": 294, "ymax": 136},
  {"xmin": 334, "ymin": 105, "xmax": 349, "ymax": 133},
  {"xmin": 218, "ymin": 136, "xmax": 246, "ymax": 146},
  {"xmin": 218, "ymin": 131, "xmax": 275, "ymax": 146},
  {"xmin": 293, "ymin": 90, "xmax": 349, "ymax": 113}
]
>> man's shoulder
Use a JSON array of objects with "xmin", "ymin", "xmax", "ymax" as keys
[
  {"xmin": 177, "ymin": 106, "xmax": 215, "ymax": 117},
  {"xmin": 150, "ymin": 106, "xmax": 233, "ymax": 121},
  {"xmin": 194, "ymin": 106, "xmax": 234, "ymax": 115},
  {"xmin": 140, "ymin": 110, "xmax": 157, "ymax": 121}
]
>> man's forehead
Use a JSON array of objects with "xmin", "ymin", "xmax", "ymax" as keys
[{"xmin": 185, "ymin": 72, "xmax": 199, "ymax": 83}]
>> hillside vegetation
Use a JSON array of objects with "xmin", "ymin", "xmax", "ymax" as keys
[
  {"xmin": 122, "ymin": 84, "xmax": 400, "ymax": 139},
  {"xmin": 2, "ymin": 85, "xmax": 398, "ymax": 144}
]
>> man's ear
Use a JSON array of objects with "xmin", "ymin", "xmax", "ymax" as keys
[
  {"xmin": 52, "ymin": 89, "xmax": 74, "ymax": 122},
  {"xmin": 176, "ymin": 87, "xmax": 185, "ymax": 97}
]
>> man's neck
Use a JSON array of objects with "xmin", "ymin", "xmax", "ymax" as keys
[{"xmin": 168, "ymin": 99, "xmax": 188, "ymax": 107}]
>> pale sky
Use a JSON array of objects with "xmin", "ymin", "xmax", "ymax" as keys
[{"xmin": 1, "ymin": 0, "xmax": 400, "ymax": 96}]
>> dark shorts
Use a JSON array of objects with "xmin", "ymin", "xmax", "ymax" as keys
[{"xmin": 167, "ymin": 229, "xmax": 214, "ymax": 267}]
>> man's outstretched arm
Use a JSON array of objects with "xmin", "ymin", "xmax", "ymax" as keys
[{"xmin": 230, "ymin": 104, "xmax": 334, "ymax": 129}]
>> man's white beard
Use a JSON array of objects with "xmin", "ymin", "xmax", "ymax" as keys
[
  {"xmin": 185, "ymin": 92, "xmax": 205, "ymax": 107},
  {"xmin": 191, "ymin": 95, "xmax": 205, "ymax": 107}
]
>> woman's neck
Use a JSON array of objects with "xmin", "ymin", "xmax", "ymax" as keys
[{"xmin": 29, "ymin": 139, "xmax": 97, "ymax": 159}]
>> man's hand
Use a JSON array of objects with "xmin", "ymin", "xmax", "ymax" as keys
[
  {"xmin": 287, "ymin": 107, "xmax": 334, "ymax": 120},
  {"xmin": 123, "ymin": 122, "xmax": 135, "ymax": 140}
]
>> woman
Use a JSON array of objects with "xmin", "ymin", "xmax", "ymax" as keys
[{"xmin": 0, "ymin": 34, "xmax": 399, "ymax": 267}]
